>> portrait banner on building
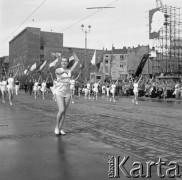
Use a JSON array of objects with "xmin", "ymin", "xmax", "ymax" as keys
[{"xmin": 149, "ymin": 8, "xmax": 165, "ymax": 39}]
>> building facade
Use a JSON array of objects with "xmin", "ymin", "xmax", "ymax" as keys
[
  {"xmin": 99, "ymin": 46, "xmax": 152, "ymax": 80},
  {"xmin": 0, "ymin": 56, "xmax": 9, "ymax": 77},
  {"xmin": 9, "ymin": 27, "xmax": 103, "ymax": 81}
]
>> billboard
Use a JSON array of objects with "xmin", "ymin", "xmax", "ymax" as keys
[{"xmin": 149, "ymin": 8, "xmax": 165, "ymax": 39}]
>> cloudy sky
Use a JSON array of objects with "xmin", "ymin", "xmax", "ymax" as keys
[{"xmin": 0, "ymin": 0, "xmax": 181, "ymax": 56}]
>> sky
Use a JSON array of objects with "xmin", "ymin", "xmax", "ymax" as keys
[{"xmin": 0, "ymin": 0, "xmax": 182, "ymax": 57}]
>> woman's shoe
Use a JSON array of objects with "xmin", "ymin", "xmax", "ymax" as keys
[
  {"xmin": 54, "ymin": 127, "xmax": 60, "ymax": 135},
  {"xmin": 60, "ymin": 130, "xmax": 66, "ymax": 135}
]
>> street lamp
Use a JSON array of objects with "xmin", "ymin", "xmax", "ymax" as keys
[{"xmin": 81, "ymin": 24, "xmax": 91, "ymax": 81}]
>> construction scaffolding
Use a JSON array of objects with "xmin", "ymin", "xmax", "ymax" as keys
[{"xmin": 152, "ymin": 5, "xmax": 182, "ymax": 74}]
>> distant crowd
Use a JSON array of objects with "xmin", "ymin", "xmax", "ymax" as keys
[{"xmin": 19, "ymin": 75, "xmax": 182, "ymax": 100}]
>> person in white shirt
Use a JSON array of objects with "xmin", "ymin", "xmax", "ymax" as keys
[
  {"xmin": 0, "ymin": 76, "xmax": 7, "ymax": 103},
  {"xmin": 15, "ymin": 78, "xmax": 20, "ymax": 96},
  {"xmin": 110, "ymin": 80, "xmax": 118, "ymax": 102},
  {"xmin": 33, "ymin": 76, "xmax": 41, "ymax": 99},
  {"xmin": 54, "ymin": 49, "xmax": 79, "ymax": 135},
  {"xmin": 85, "ymin": 81, "xmax": 91, "ymax": 99},
  {"xmin": 101, "ymin": 84, "xmax": 106, "ymax": 98},
  {"xmin": 93, "ymin": 79, "xmax": 102, "ymax": 100},
  {"xmin": 131, "ymin": 75, "xmax": 142, "ymax": 105},
  {"xmin": 41, "ymin": 76, "xmax": 49, "ymax": 100},
  {"xmin": 7, "ymin": 71, "xmax": 18, "ymax": 105}
]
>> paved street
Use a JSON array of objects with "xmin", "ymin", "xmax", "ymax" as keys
[{"xmin": 0, "ymin": 92, "xmax": 182, "ymax": 180}]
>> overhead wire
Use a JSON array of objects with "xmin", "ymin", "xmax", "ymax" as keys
[
  {"xmin": 1, "ymin": 0, "xmax": 48, "ymax": 44},
  {"xmin": 1, "ymin": 0, "xmax": 120, "ymax": 45},
  {"xmin": 59, "ymin": 0, "xmax": 120, "ymax": 32}
]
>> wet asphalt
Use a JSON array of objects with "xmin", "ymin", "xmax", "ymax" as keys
[{"xmin": 0, "ymin": 92, "xmax": 182, "ymax": 180}]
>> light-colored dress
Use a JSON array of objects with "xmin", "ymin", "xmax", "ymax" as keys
[
  {"xmin": 7, "ymin": 78, "xmax": 14, "ymax": 90},
  {"xmin": 55, "ymin": 68, "xmax": 71, "ymax": 97},
  {"xmin": 33, "ymin": 82, "xmax": 39, "ymax": 91},
  {"xmin": 41, "ymin": 82, "xmax": 47, "ymax": 92},
  {"xmin": 133, "ymin": 82, "xmax": 139, "ymax": 93},
  {"xmin": 110, "ymin": 84, "xmax": 116, "ymax": 94},
  {"xmin": 70, "ymin": 80, "xmax": 75, "ymax": 90},
  {"xmin": 1, "ymin": 81, "xmax": 7, "ymax": 91},
  {"xmin": 93, "ymin": 83, "xmax": 99, "ymax": 93}
]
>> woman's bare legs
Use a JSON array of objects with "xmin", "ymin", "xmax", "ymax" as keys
[{"xmin": 55, "ymin": 95, "xmax": 70, "ymax": 134}]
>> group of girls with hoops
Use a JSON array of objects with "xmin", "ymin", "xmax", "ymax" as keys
[
  {"xmin": 83, "ymin": 79, "xmax": 118, "ymax": 102},
  {"xmin": 31, "ymin": 75, "xmax": 50, "ymax": 99}
]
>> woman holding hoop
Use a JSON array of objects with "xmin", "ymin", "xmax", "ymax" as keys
[
  {"xmin": 54, "ymin": 49, "xmax": 79, "ymax": 135},
  {"xmin": 131, "ymin": 75, "xmax": 142, "ymax": 105},
  {"xmin": 41, "ymin": 76, "xmax": 49, "ymax": 100},
  {"xmin": 33, "ymin": 76, "xmax": 41, "ymax": 99}
]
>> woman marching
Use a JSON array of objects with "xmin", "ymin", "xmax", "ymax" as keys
[
  {"xmin": 93, "ymin": 79, "xmax": 102, "ymax": 100},
  {"xmin": 41, "ymin": 76, "xmax": 49, "ymax": 100},
  {"xmin": 7, "ymin": 71, "xmax": 18, "ymax": 105},
  {"xmin": 33, "ymin": 76, "xmax": 41, "ymax": 99},
  {"xmin": 131, "ymin": 75, "xmax": 143, "ymax": 105},
  {"xmin": 15, "ymin": 78, "xmax": 20, "ymax": 96},
  {"xmin": 0, "ymin": 76, "xmax": 7, "ymax": 103},
  {"xmin": 54, "ymin": 48, "xmax": 79, "ymax": 135},
  {"xmin": 110, "ymin": 80, "xmax": 118, "ymax": 102}
]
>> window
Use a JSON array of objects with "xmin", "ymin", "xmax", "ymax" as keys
[{"xmin": 105, "ymin": 60, "xmax": 108, "ymax": 64}]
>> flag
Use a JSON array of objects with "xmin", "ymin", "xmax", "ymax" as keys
[
  {"xmin": 39, "ymin": 60, "xmax": 47, "ymax": 71},
  {"xmin": 91, "ymin": 50, "xmax": 96, "ymax": 65},
  {"xmin": 30, "ymin": 63, "xmax": 36, "ymax": 71},
  {"xmin": 24, "ymin": 66, "xmax": 30, "ymax": 75},
  {"xmin": 24, "ymin": 69, "xmax": 28, "ymax": 75},
  {"xmin": 51, "ymin": 52, "xmax": 56, "ymax": 58},
  {"xmin": 68, "ymin": 55, "xmax": 75, "ymax": 68},
  {"xmin": 55, "ymin": 53, "xmax": 61, "ymax": 58},
  {"xmin": 49, "ymin": 58, "xmax": 58, "ymax": 68}
]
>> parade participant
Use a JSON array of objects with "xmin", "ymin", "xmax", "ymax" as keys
[
  {"xmin": 101, "ymin": 83, "xmax": 106, "ymax": 98},
  {"xmin": 54, "ymin": 49, "xmax": 79, "ymax": 135},
  {"xmin": 33, "ymin": 77, "xmax": 40, "ymax": 99},
  {"xmin": 78, "ymin": 84, "xmax": 82, "ymax": 97},
  {"xmin": 37, "ymin": 77, "xmax": 42, "ymax": 94},
  {"xmin": 131, "ymin": 75, "xmax": 142, "ymax": 105},
  {"xmin": 7, "ymin": 71, "xmax": 18, "ymax": 105},
  {"xmin": 0, "ymin": 76, "xmax": 7, "ymax": 103},
  {"xmin": 24, "ymin": 81, "xmax": 28, "ymax": 93},
  {"xmin": 93, "ymin": 79, "xmax": 102, "ymax": 100},
  {"xmin": 84, "ymin": 84, "xmax": 88, "ymax": 99},
  {"xmin": 110, "ymin": 80, "xmax": 118, "ymax": 102},
  {"xmin": 70, "ymin": 70, "xmax": 81, "ymax": 103},
  {"xmin": 28, "ymin": 78, "xmax": 34, "ymax": 95},
  {"xmin": 0, "ymin": 80, "xmax": 2, "ymax": 98},
  {"xmin": 15, "ymin": 78, "xmax": 20, "ymax": 96},
  {"xmin": 86, "ymin": 81, "xmax": 91, "ymax": 99},
  {"xmin": 106, "ymin": 83, "xmax": 110, "ymax": 99},
  {"xmin": 41, "ymin": 76, "xmax": 49, "ymax": 100}
]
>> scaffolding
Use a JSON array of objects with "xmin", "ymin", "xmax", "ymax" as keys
[{"xmin": 152, "ymin": 5, "xmax": 182, "ymax": 75}]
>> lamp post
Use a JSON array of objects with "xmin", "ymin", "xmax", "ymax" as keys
[{"xmin": 81, "ymin": 24, "xmax": 91, "ymax": 81}]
